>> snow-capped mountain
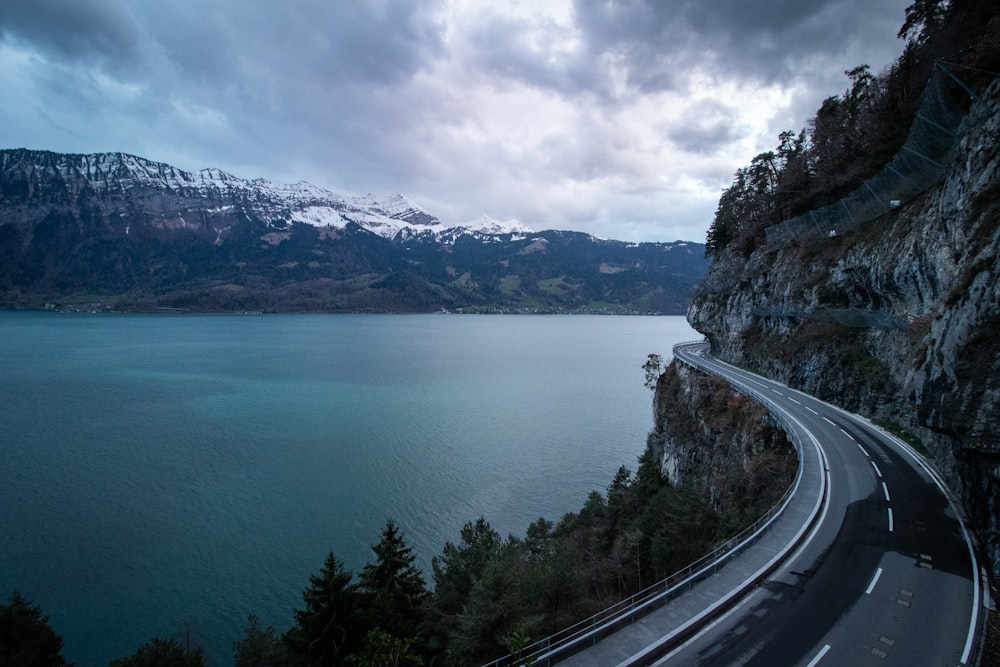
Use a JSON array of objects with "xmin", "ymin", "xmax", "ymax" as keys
[
  {"xmin": 0, "ymin": 148, "xmax": 530, "ymax": 243},
  {"xmin": 0, "ymin": 148, "xmax": 707, "ymax": 314}
]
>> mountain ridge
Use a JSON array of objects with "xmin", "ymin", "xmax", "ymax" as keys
[{"xmin": 0, "ymin": 148, "xmax": 707, "ymax": 314}]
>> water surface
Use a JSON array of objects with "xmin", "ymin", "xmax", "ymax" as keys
[{"xmin": 0, "ymin": 313, "xmax": 698, "ymax": 665}]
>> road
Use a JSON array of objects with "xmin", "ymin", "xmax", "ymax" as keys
[{"xmin": 661, "ymin": 341, "xmax": 981, "ymax": 666}]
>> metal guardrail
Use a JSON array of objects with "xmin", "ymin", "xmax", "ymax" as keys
[{"xmin": 481, "ymin": 340, "xmax": 809, "ymax": 667}]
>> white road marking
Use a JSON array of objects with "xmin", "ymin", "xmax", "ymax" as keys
[
  {"xmin": 772, "ymin": 389, "xmax": 784, "ymax": 396},
  {"xmin": 806, "ymin": 644, "xmax": 832, "ymax": 667},
  {"xmin": 888, "ymin": 508, "xmax": 895, "ymax": 532},
  {"xmin": 882, "ymin": 482, "xmax": 891, "ymax": 502},
  {"xmin": 839, "ymin": 428, "xmax": 855, "ymax": 441},
  {"xmin": 871, "ymin": 461, "xmax": 883, "ymax": 478},
  {"xmin": 856, "ymin": 442, "xmax": 870, "ymax": 458},
  {"xmin": 749, "ymin": 378, "xmax": 768, "ymax": 388},
  {"xmin": 806, "ymin": 406, "xmax": 819, "ymax": 415},
  {"xmin": 866, "ymin": 567, "xmax": 884, "ymax": 595},
  {"xmin": 823, "ymin": 416, "xmax": 836, "ymax": 426}
]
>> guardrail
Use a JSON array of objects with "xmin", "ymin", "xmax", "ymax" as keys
[{"xmin": 480, "ymin": 340, "xmax": 810, "ymax": 666}]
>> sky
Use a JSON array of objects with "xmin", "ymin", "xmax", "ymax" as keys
[{"xmin": 0, "ymin": 0, "xmax": 914, "ymax": 243}]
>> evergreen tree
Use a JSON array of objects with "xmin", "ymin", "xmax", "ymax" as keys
[
  {"xmin": 433, "ymin": 517, "xmax": 501, "ymax": 618},
  {"xmin": 234, "ymin": 615, "xmax": 286, "ymax": 667},
  {"xmin": 0, "ymin": 591, "xmax": 70, "ymax": 667},
  {"xmin": 109, "ymin": 638, "xmax": 205, "ymax": 667},
  {"xmin": 286, "ymin": 552, "xmax": 362, "ymax": 667},
  {"xmin": 357, "ymin": 520, "xmax": 430, "ymax": 644}
]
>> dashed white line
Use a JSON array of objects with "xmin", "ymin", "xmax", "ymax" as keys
[
  {"xmin": 888, "ymin": 508, "xmax": 895, "ymax": 532},
  {"xmin": 871, "ymin": 461, "xmax": 883, "ymax": 478},
  {"xmin": 772, "ymin": 389, "xmax": 784, "ymax": 396},
  {"xmin": 823, "ymin": 416, "xmax": 836, "ymax": 426},
  {"xmin": 749, "ymin": 378, "xmax": 768, "ymax": 388},
  {"xmin": 839, "ymin": 428, "xmax": 855, "ymax": 441},
  {"xmin": 866, "ymin": 567, "xmax": 884, "ymax": 595},
  {"xmin": 882, "ymin": 482, "xmax": 891, "ymax": 502},
  {"xmin": 806, "ymin": 644, "xmax": 832, "ymax": 667},
  {"xmin": 806, "ymin": 406, "xmax": 819, "ymax": 415},
  {"xmin": 856, "ymin": 442, "xmax": 870, "ymax": 458},
  {"xmin": 789, "ymin": 397, "xmax": 801, "ymax": 405}
]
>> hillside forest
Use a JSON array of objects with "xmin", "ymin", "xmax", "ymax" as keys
[{"xmin": 705, "ymin": 0, "xmax": 1000, "ymax": 259}]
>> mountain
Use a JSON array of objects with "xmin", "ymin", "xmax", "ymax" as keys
[{"xmin": 0, "ymin": 148, "xmax": 707, "ymax": 313}]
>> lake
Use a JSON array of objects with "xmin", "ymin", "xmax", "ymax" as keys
[{"xmin": 0, "ymin": 312, "xmax": 698, "ymax": 665}]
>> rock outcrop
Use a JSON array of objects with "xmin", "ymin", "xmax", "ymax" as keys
[
  {"xmin": 647, "ymin": 362, "xmax": 796, "ymax": 530},
  {"xmin": 688, "ymin": 79, "xmax": 1000, "ymax": 564}
]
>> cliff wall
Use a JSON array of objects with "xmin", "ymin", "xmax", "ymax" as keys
[
  {"xmin": 647, "ymin": 362, "xmax": 796, "ymax": 531},
  {"xmin": 688, "ymin": 79, "xmax": 1000, "ymax": 564}
]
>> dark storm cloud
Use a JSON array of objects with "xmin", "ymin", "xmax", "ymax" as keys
[
  {"xmin": 534, "ymin": 0, "xmax": 908, "ymax": 96},
  {"xmin": 0, "ymin": 0, "xmax": 142, "ymax": 66},
  {"xmin": 0, "ymin": 0, "xmax": 915, "ymax": 241}
]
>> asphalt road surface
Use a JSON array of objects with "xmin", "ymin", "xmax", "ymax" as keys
[{"xmin": 662, "ymin": 341, "xmax": 981, "ymax": 667}]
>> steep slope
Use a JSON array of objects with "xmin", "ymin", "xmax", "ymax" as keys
[{"xmin": 688, "ymin": 78, "xmax": 1000, "ymax": 566}]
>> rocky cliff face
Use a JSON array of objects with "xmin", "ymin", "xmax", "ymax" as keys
[
  {"xmin": 646, "ymin": 362, "xmax": 796, "ymax": 530},
  {"xmin": 688, "ymin": 80, "xmax": 1000, "ymax": 563}
]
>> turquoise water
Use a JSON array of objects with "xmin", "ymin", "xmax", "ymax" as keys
[{"xmin": 0, "ymin": 313, "xmax": 697, "ymax": 665}]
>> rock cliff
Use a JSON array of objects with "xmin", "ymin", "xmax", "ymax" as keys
[
  {"xmin": 647, "ymin": 362, "xmax": 796, "ymax": 531},
  {"xmin": 688, "ymin": 79, "xmax": 1000, "ymax": 566}
]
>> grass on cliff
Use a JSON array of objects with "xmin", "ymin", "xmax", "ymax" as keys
[{"xmin": 876, "ymin": 420, "xmax": 931, "ymax": 458}]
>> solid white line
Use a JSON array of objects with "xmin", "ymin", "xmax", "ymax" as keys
[
  {"xmin": 683, "ymin": 345, "xmax": 980, "ymax": 667},
  {"xmin": 888, "ymin": 508, "xmax": 894, "ymax": 532},
  {"xmin": 823, "ymin": 416, "xmax": 836, "ymax": 426},
  {"xmin": 882, "ymin": 482, "xmax": 891, "ymax": 502},
  {"xmin": 865, "ymin": 567, "xmax": 884, "ymax": 595},
  {"xmin": 652, "ymin": 591, "xmax": 761, "ymax": 665},
  {"xmin": 839, "ymin": 428, "xmax": 855, "ymax": 441},
  {"xmin": 806, "ymin": 644, "xmax": 832, "ymax": 667},
  {"xmin": 855, "ymin": 442, "xmax": 870, "ymax": 458},
  {"xmin": 838, "ymin": 411, "xmax": 980, "ymax": 665},
  {"xmin": 871, "ymin": 461, "xmax": 883, "ymax": 478}
]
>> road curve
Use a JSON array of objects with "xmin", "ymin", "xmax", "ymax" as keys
[{"xmin": 664, "ymin": 341, "xmax": 982, "ymax": 667}]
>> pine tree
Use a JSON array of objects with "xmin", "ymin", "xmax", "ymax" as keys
[
  {"xmin": 109, "ymin": 637, "xmax": 205, "ymax": 667},
  {"xmin": 233, "ymin": 615, "xmax": 285, "ymax": 667},
  {"xmin": 0, "ymin": 591, "xmax": 70, "ymax": 667},
  {"xmin": 286, "ymin": 552, "xmax": 361, "ymax": 667},
  {"xmin": 357, "ymin": 520, "xmax": 430, "ymax": 645}
]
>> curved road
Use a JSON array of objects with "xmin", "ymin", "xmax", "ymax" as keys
[{"xmin": 664, "ymin": 341, "xmax": 981, "ymax": 666}]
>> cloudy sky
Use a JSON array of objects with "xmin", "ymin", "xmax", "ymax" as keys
[{"xmin": 0, "ymin": 0, "xmax": 913, "ymax": 242}]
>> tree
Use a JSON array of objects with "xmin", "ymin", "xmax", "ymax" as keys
[
  {"xmin": 286, "ymin": 552, "xmax": 362, "ymax": 667},
  {"xmin": 358, "ymin": 521, "xmax": 430, "ymax": 644},
  {"xmin": 898, "ymin": 0, "xmax": 949, "ymax": 43},
  {"xmin": 109, "ymin": 638, "xmax": 205, "ymax": 667},
  {"xmin": 0, "ymin": 591, "xmax": 70, "ymax": 667},
  {"xmin": 234, "ymin": 615, "xmax": 286, "ymax": 667},
  {"xmin": 432, "ymin": 517, "xmax": 501, "ymax": 625},
  {"xmin": 348, "ymin": 629, "xmax": 420, "ymax": 667},
  {"xmin": 642, "ymin": 353, "xmax": 664, "ymax": 390}
]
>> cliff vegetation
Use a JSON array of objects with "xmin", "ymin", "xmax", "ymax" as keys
[{"xmin": 690, "ymin": 0, "xmax": 1000, "ymax": 578}]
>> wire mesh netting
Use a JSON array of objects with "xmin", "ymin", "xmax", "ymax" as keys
[{"xmin": 765, "ymin": 63, "xmax": 987, "ymax": 246}]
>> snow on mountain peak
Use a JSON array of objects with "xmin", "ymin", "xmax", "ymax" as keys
[
  {"xmin": 460, "ymin": 215, "xmax": 534, "ymax": 236},
  {"xmin": 8, "ymin": 149, "xmax": 533, "ymax": 244}
]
